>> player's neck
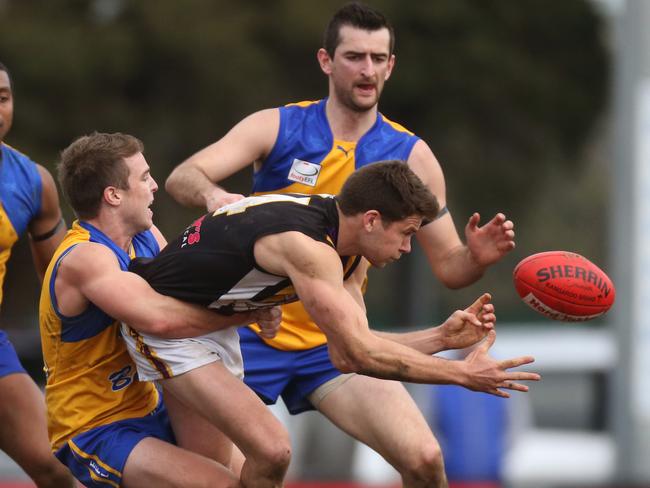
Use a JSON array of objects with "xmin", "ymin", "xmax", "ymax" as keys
[
  {"xmin": 334, "ymin": 204, "xmax": 362, "ymax": 256},
  {"xmin": 84, "ymin": 213, "xmax": 135, "ymax": 253},
  {"xmin": 325, "ymin": 97, "xmax": 378, "ymax": 142}
]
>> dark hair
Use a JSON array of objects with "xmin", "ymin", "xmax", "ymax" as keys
[
  {"xmin": 338, "ymin": 160, "xmax": 439, "ymax": 224},
  {"xmin": 0, "ymin": 61, "xmax": 12, "ymax": 88},
  {"xmin": 58, "ymin": 132, "xmax": 143, "ymax": 219},
  {"xmin": 323, "ymin": 2, "xmax": 395, "ymax": 58}
]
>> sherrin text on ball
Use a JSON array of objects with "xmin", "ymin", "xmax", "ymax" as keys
[{"xmin": 513, "ymin": 251, "xmax": 615, "ymax": 321}]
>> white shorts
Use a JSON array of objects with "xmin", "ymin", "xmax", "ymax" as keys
[{"xmin": 121, "ymin": 324, "xmax": 244, "ymax": 382}]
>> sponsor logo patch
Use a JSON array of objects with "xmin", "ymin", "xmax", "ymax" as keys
[{"xmin": 288, "ymin": 159, "xmax": 321, "ymax": 187}]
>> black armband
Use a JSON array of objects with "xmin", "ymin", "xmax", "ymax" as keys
[
  {"xmin": 31, "ymin": 218, "xmax": 65, "ymax": 242},
  {"xmin": 434, "ymin": 205, "xmax": 449, "ymax": 220},
  {"xmin": 422, "ymin": 206, "xmax": 449, "ymax": 226}
]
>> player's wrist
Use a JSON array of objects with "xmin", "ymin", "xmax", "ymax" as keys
[
  {"xmin": 203, "ymin": 186, "xmax": 227, "ymax": 211},
  {"xmin": 426, "ymin": 325, "xmax": 447, "ymax": 353}
]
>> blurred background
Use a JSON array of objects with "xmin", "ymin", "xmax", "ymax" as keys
[{"xmin": 1, "ymin": 0, "xmax": 647, "ymax": 486}]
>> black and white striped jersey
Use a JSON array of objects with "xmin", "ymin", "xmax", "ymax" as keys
[{"xmin": 129, "ymin": 193, "xmax": 360, "ymax": 314}]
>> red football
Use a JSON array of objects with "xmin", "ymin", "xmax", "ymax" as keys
[{"xmin": 513, "ymin": 251, "xmax": 616, "ymax": 321}]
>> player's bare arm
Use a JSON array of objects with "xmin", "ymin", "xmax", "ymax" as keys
[
  {"xmin": 256, "ymin": 231, "xmax": 539, "ymax": 396},
  {"xmin": 56, "ymin": 242, "xmax": 264, "ymax": 338},
  {"xmin": 408, "ymin": 140, "xmax": 515, "ymax": 288},
  {"xmin": 374, "ymin": 292, "xmax": 495, "ymax": 354},
  {"xmin": 27, "ymin": 165, "xmax": 66, "ymax": 280},
  {"xmin": 166, "ymin": 108, "xmax": 280, "ymax": 211},
  {"xmin": 343, "ymin": 260, "xmax": 494, "ymax": 354},
  {"xmin": 342, "ymin": 256, "xmax": 369, "ymax": 313}
]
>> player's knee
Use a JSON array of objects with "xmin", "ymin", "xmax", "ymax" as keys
[
  {"xmin": 243, "ymin": 426, "xmax": 290, "ymax": 475},
  {"xmin": 259, "ymin": 436, "xmax": 291, "ymax": 472},
  {"xmin": 241, "ymin": 423, "xmax": 291, "ymax": 473},
  {"xmin": 400, "ymin": 442, "xmax": 445, "ymax": 483}
]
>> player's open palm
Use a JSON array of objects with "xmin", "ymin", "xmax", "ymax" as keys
[
  {"xmin": 462, "ymin": 330, "xmax": 540, "ymax": 398},
  {"xmin": 465, "ymin": 212, "xmax": 516, "ymax": 266},
  {"xmin": 439, "ymin": 292, "xmax": 495, "ymax": 350}
]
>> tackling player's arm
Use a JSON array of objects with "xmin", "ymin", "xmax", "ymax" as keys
[
  {"xmin": 27, "ymin": 165, "xmax": 66, "ymax": 281},
  {"xmin": 407, "ymin": 140, "xmax": 515, "ymax": 288},
  {"xmin": 256, "ymin": 232, "xmax": 539, "ymax": 397},
  {"xmin": 165, "ymin": 108, "xmax": 280, "ymax": 211},
  {"xmin": 55, "ymin": 242, "xmax": 268, "ymax": 339},
  {"xmin": 135, "ymin": 223, "xmax": 281, "ymax": 338}
]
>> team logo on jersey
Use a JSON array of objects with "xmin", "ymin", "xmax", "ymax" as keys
[
  {"xmin": 288, "ymin": 159, "xmax": 321, "ymax": 187},
  {"xmin": 108, "ymin": 365, "xmax": 135, "ymax": 391},
  {"xmin": 181, "ymin": 215, "xmax": 205, "ymax": 248},
  {"xmin": 336, "ymin": 145, "xmax": 351, "ymax": 157}
]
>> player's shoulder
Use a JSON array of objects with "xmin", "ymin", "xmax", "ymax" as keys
[
  {"xmin": 57, "ymin": 241, "xmax": 120, "ymax": 278},
  {"xmin": 378, "ymin": 113, "xmax": 416, "ymax": 136},
  {"xmin": 281, "ymin": 99, "xmax": 324, "ymax": 119},
  {"xmin": 284, "ymin": 100, "xmax": 321, "ymax": 109},
  {"xmin": 1, "ymin": 142, "xmax": 40, "ymax": 175},
  {"xmin": 65, "ymin": 240, "xmax": 116, "ymax": 260},
  {"xmin": 269, "ymin": 229, "xmax": 338, "ymax": 263}
]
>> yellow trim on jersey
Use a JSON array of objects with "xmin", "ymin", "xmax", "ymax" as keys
[
  {"xmin": 380, "ymin": 114, "xmax": 416, "ymax": 135},
  {"xmin": 0, "ymin": 203, "xmax": 19, "ymax": 306},
  {"xmin": 286, "ymin": 100, "xmax": 320, "ymax": 108}
]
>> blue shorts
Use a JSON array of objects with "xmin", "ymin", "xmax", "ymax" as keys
[
  {"xmin": 55, "ymin": 400, "xmax": 175, "ymax": 488},
  {"xmin": 239, "ymin": 327, "xmax": 341, "ymax": 414},
  {"xmin": 0, "ymin": 330, "xmax": 27, "ymax": 378}
]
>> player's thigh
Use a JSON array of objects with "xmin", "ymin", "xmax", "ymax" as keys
[
  {"xmin": 315, "ymin": 374, "xmax": 438, "ymax": 462},
  {"xmin": 0, "ymin": 373, "xmax": 54, "ymax": 463},
  {"xmin": 163, "ymin": 386, "xmax": 233, "ymax": 467},
  {"xmin": 161, "ymin": 361, "xmax": 289, "ymax": 456},
  {"xmin": 123, "ymin": 436, "xmax": 237, "ymax": 488}
]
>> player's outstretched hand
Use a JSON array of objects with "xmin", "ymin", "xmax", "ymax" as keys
[
  {"xmin": 461, "ymin": 330, "xmax": 540, "ymax": 398},
  {"xmin": 465, "ymin": 212, "xmax": 515, "ymax": 267},
  {"xmin": 439, "ymin": 292, "xmax": 495, "ymax": 351},
  {"xmin": 206, "ymin": 188, "xmax": 245, "ymax": 213},
  {"xmin": 253, "ymin": 306, "xmax": 282, "ymax": 339}
]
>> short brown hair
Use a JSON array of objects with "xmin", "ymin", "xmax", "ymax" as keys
[
  {"xmin": 58, "ymin": 132, "xmax": 143, "ymax": 219},
  {"xmin": 0, "ymin": 61, "xmax": 11, "ymax": 88},
  {"xmin": 338, "ymin": 160, "xmax": 439, "ymax": 224},
  {"xmin": 323, "ymin": 2, "xmax": 395, "ymax": 58}
]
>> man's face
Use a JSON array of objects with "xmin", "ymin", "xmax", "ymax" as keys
[
  {"xmin": 322, "ymin": 25, "xmax": 395, "ymax": 113},
  {"xmin": 0, "ymin": 71, "xmax": 14, "ymax": 142},
  {"xmin": 120, "ymin": 152, "xmax": 158, "ymax": 233},
  {"xmin": 362, "ymin": 214, "xmax": 421, "ymax": 268}
]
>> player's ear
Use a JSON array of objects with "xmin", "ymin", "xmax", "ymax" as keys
[
  {"xmin": 363, "ymin": 210, "xmax": 380, "ymax": 232},
  {"xmin": 104, "ymin": 186, "xmax": 121, "ymax": 207},
  {"xmin": 317, "ymin": 48, "xmax": 333, "ymax": 75},
  {"xmin": 385, "ymin": 54, "xmax": 395, "ymax": 81}
]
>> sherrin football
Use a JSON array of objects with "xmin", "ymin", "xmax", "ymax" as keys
[{"xmin": 513, "ymin": 251, "xmax": 616, "ymax": 321}]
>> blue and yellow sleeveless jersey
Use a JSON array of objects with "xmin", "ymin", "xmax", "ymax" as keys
[
  {"xmin": 0, "ymin": 143, "xmax": 42, "ymax": 307},
  {"xmin": 40, "ymin": 221, "xmax": 161, "ymax": 451},
  {"xmin": 249, "ymin": 99, "xmax": 420, "ymax": 351}
]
